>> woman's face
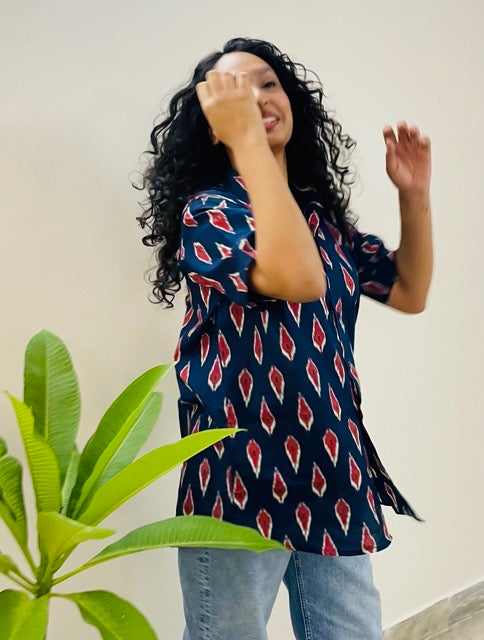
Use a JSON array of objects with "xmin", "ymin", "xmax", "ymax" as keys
[{"xmin": 211, "ymin": 51, "xmax": 293, "ymax": 157}]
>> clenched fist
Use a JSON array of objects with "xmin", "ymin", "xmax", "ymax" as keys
[{"xmin": 196, "ymin": 70, "xmax": 268, "ymax": 150}]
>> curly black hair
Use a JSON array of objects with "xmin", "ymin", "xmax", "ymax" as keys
[{"xmin": 133, "ymin": 37, "xmax": 360, "ymax": 309}]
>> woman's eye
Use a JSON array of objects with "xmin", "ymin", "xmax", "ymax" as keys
[{"xmin": 263, "ymin": 81, "xmax": 276, "ymax": 88}]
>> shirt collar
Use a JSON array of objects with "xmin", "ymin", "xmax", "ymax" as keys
[
  {"xmin": 223, "ymin": 166, "xmax": 249, "ymax": 203},
  {"xmin": 222, "ymin": 165, "xmax": 311, "ymax": 209}
]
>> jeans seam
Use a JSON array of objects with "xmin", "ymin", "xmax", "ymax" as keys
[
  {"xmin": 293, "ymin": 552, "xmax": 313, "ymax": 640},
  {"xmin": 197, "ymin": 549, "xmax": 212, "ymax": 640}
]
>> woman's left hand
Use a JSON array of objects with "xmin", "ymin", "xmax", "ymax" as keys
[{"xmin": 383, "ymin": 121, "xmax": 431, "ymax": 196}]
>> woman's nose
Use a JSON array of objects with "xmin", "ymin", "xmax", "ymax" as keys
[
  {"xmin": 252, "ymin": 91, "xmax": 267, "ymax": 112},
  {"xmin": 250, "ymin": 85, "xmax": 262, "ymax": 101}
]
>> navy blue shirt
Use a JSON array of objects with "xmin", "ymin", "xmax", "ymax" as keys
[{"xmin": 173, "ymin": 165, "xmax": 424, "ymax": 556}]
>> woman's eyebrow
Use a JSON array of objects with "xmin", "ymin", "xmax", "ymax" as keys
[{"xmin": 251, "ymin": 65, "xmax": 274, "ymax": 76}]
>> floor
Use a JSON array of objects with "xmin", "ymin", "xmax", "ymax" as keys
[
  {"xmin": 383, "ymin": 580, "xmax": 484, "ymax": 640},
  {"xmin": 423, "ymin": 610, "xmax": 484, "ymax": 639}
]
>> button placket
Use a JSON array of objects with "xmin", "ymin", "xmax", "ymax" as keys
[{"xmin": 324, "ymin": 276, "xmax": 362, "ymax": 405}]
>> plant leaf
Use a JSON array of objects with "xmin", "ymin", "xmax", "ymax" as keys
[
  {"xmin": 80, "ymin": 515, "xmax": 286, "ymax": 572},
  {"xmin": 0, "ymin": 553, "xmax": 22, "ymax": 576},
  {"xmin": 23, "ymin": 329, "xmax": 81, "ymax": 485},
  {"xmin": 67, "ymin": 364, "xmax": 171, "ymax": 519},
  {"xmin": 0, "ymin": 589, "xmax": 49, "ymax": 640},
  {"xmin": 77, "ymin": 428, "xmax": 243, "ymax": 525},
  {"xmin": 61, "ymin": 444, "xmax": 80, "ymax": 514},
  {"xmin": 59, "ymin": 590, "xmax": 157, "ymax": 640},
  {"xmin": 37, "ymin": 512, "xmax": 114, "ymax": 574},
  {"xmin": 0, "ymin": 504, "xmax": 29, "ymax": 560},
  {"xmin": 93, "ymin": 392, "xmax": 162, "ymax": 492},
  {"xmin": 0, "ymin": 453, "xmax": 27, "ymax": 547},
  {"xmin": 5, "ymin": 393, "xmax": 61, "ymax": 513}
]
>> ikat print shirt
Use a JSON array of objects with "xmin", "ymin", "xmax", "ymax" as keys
[{"xmin": 172, "ymin": 165, "xmax": 424, "ymax": 557}]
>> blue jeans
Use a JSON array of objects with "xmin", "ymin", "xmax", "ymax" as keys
[{"xmin": 178, "ymin": 547, "xmax": 383, "ymax": 640}]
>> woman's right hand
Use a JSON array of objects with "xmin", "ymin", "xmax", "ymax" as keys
[{"xmin": 195, "ymin": 70, "xmax": 268, "ymax": 150}]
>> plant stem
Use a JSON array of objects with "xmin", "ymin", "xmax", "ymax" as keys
[
  {"xmin": 11, "ymin": 535, "xmax": 38, "ymax": 578},
  {"xmin": 5, "ymin": 572, "xmax": 36, "ymax": 593},
  {"xmin": 51, "ymin": 565, "xmax": 83, "ymax": 586},
  {"xmin": 9, "ymin": 566, "xmax": 36, "ymax": 587},
  {"xmin": 23, "ymin": 548, "xmax": 38, "ymax": 576},
  {"xmin": 36, "ymin": 572, "xmax": 53, "ymax": 598}
]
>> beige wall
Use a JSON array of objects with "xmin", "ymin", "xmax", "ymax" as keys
[{"xmin": 0, "ymin": 1, "xmax": 482, "ymax": 637}]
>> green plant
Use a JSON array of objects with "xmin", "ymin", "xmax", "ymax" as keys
[{"xmin": 0, "ymin": 329, "xmax": 285, "ymax": 639}]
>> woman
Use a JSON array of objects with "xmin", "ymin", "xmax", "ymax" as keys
[{"xmin": 136, "ymin": 37, "xmax": 432, "ymax": 640}]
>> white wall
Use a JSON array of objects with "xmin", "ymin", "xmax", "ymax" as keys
[{"xmin": 1, "ymin": 1, "xmax": 482, "ymax": 637}]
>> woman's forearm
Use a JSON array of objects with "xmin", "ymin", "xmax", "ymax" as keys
[
  {"xmin": 231, "ymin": 139, "xmax": 326, "ymax": 300},
  {"xmin": 395, "ymin": 190, "xmax": 433, "ymax": 308}
]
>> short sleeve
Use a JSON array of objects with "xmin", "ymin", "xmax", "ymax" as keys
[
  {"xmin": 347, "ymin": 225, "xmax": 398, "ymax": 304},
  {"xmin": 178, "ymin": 191, "xmax": 276, "ymax": 308}
]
